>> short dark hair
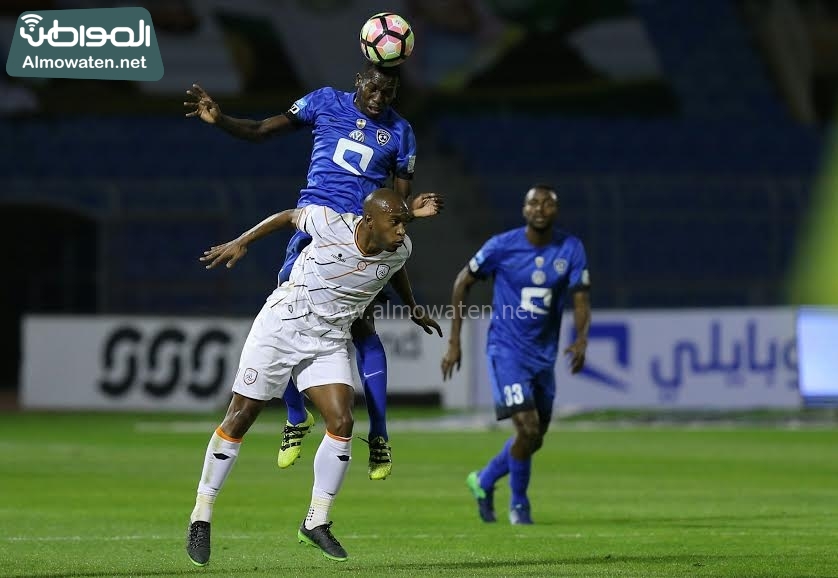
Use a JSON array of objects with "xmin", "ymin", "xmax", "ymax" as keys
[
  {"xmin": 531, "ymin": 183, "xmax": 556, "ymax": 194},
  {"xmin": 362, "ymin": 60, "xmax": 401, "ymax": 81}
]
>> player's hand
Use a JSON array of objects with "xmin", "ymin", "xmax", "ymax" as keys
[
  {"xmin": 410, "ymin": 307, "xmax": 443, "ymax": 337},
  {"xmin": 410, "ymin": 193, "xmax": 444, "ymax": 218},
  {"xmin": 441, "ymin": 342, "xmax": 461, "ymax": 381},
  {"xmin": 200, "ymin": 239, "xmax": 247, "ymax": 269},
  {"xmin": 564, "ymin": 340, "xmax": 587, "ymax": 374},
  {"xmin": 184, "ymin": 83, "xmax": 221, "ymax": 124}
]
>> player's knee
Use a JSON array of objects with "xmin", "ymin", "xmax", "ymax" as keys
[
  {"xmin": 519, "ymin": 423, "xmax": 541, "ymax": 448},
  {"xmin": 326, "ymin": 411, "xmax": 354, "ymax": 439}
]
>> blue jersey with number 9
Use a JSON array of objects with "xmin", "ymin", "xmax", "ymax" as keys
[
  {"xmin": 469, "ymin": 228, "xmax": 590, "ymax": 369},
  {"xmin": 286, "ymin": 87, "xmax": 416, "ymax": 214}
]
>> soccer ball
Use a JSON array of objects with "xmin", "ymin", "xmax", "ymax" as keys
[{"xmin": 359, "ymin": 12, "xmax": 414, "ymax": 68}]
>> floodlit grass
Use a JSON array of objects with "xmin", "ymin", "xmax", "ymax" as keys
[{"xmin": 3, "ymin": 411, "xmax": 838, "ymax": 577}]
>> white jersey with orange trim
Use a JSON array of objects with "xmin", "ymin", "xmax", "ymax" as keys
[{"xmin": 266, "ymin": 204, "xmax": 411, "ymax": 339}]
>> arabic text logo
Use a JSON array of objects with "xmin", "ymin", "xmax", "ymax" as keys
[{"xmin": 19, "ymin": 15, "xmax": 151, "ymax": 47}]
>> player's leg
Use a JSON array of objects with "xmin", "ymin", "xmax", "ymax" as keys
[
  {"xmin": 351, "ymin": 307, "xmax": 392, "ymax": 480},
  {"xmin": 293, "ymin": 345, "xmax": 356, "ymax": 561},
  {"xmin": 276, "ymin": 230, "xmax": 316, "ymax": 468},
  {"xmin": 187, "ymin": 304, "xmax": 294, "ymax": 566},
  {"xmin": 508, "ymin": 408, "xmax": 540, "ymax": 525},
  {"xmin": 187, "ymin": 393, "xmax": 268, "ymax": 566},
  {"xmin": 467, "ymin": 434, "xmax": 512, "ymax": 521},
  {"xmin": 466, "ymin": 354, "xmax": 537, "ymax": 523},
  {"xmin": 506, "ymin": 367, "xmax": 553, "ymax": 525},
  {"xmin": 466, "ymin": 354, "xmax": 518, "ymax": 522}
]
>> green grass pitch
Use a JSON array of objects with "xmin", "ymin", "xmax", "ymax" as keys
[{"xmin": 3, "ymin": 411, "xmax": 838, "ymax": 577}]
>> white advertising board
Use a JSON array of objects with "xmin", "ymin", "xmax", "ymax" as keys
[
  {"xmin": 796, "ymin": 307, "xmax": 838, "ymax": 405},
  {"xmin": 471, "ymin": 309, "xmax": 800, "ymax": 410},
  {"xmin": 21, "ymin": 316, "xmax": 468, "ymax": 410}
]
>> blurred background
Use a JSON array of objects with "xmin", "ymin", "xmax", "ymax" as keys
[{"xmin": 2, "ymin": 0, "xmax": 838, "ymax": 413}]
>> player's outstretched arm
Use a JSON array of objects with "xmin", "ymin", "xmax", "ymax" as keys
[
  {"xmin": 390, "ymin": 267, "xmax": 442, "ymax": 336},
  {"xmin": 564, "ymin": 290, "xmax": 591, "ymax": 374},
  {"xmin": 200, "ymin": 208, "xmax": 300, "ymax": 269},
  {"xmin": 441, "ymin": 266, "xmax": 479, "ymax": 380},
  {"xmin": 394, "ymin": 177, "xmax": 444, "ymax": 219},
  {"xmin": 184, "ymin": 83, "xmax": 294, "ymax": 142},
  {"xmin": 410, "ymin": 193, "xmax": 444, "ymax": 218}
]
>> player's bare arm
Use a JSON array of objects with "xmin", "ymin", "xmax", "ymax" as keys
[
  {"xmin": 441, "ymin": 266, "xmax": 480, "ymax": 380},
  {"xmin": 389, "ymin": 267, "xmax": 442, "ymax": 336},
  {"xmin": 184, "ymin": 83, "xmax": 294, "ymax": 142},
  {"xmin": 410, "ymin": 193, "xmax": 444, "ymax": 218},
  {"xmin": 564, "ymin": 290, "xmax": 591, "ymax": 374},
  {"xmin": 394, "ymin": 176, "xmax": 444, "ymax": 218},
  {"xmin": 200, "ymin": 208, "xmax": 301, "ymax": 269}
]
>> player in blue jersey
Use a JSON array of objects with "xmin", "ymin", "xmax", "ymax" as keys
[
  {"xmin": 440, "ymin": 184, "xmax": 591, "ymax": 525},
  {"xmin": 184, "ymin": 63, "xmax": 441, "ymax": 480}
]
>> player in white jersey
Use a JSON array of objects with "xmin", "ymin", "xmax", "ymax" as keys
[
  {"xmin": 185, "ymin": 188, "xmax": 441, "ymax": 565},
  {"xmin": 275, "ymin": 203, "xmax": 417, "ymax": 340}
]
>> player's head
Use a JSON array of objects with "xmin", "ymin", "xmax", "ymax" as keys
[
  {"xmin": 362, "ymin": 188, "xmax": 410, "ymax": 252},
  {"xmin": 523, "ymin": 184, "xmax": 558, "ymax": 232},
  {"xmin": 354, "ymin": 62, "xmax": 400, "ymax": 118}
]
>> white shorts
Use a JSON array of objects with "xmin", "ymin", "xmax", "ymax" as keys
[{"xmin": 232, "ymin": 300, "xmax": 354, "ymax": 401}]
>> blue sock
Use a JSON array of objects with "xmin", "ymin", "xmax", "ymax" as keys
[
  {"xmin": 355, "ymin": 334, "xmax": 388, "ymax": 440},
  {"xmin": 283, "ymin": 379, "xmax": 308, "ymax": 425},
  {"xmin": 508, "ymin": 453, "xmax": 532, "ymax": 510},
  {"xmin": 479, "ymin": 438, "xmax": 512, "ymax": 491}
]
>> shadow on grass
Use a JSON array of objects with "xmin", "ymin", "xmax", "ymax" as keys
[
  {"xmin": 13, "ymin": 552, "xmax": 807, "ymax": 577},
  {"xmin": 595, "ymin": 512, "xmax": 809, "ymax": 530},
  {"xmin": 379, "ymin": 553, "xmax": 768, "ymax": 572}
]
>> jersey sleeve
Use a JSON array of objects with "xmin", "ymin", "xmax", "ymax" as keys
[
  {"xmin": 297, "ymin": 205, "xmax": 350, "ymax": 245},
  {"xmin": 568, "ymin": 238, "xmax": 591, "ymax": 292},
  {"xmin": 395, "ymin": 121, "xmax": 417, "ymax": 180},
  {"xmin": 285, "ymin": 87, "xmax": 335, "ymax": 127},
  {"xmin": 467, "ymin": 235, "xmax": 502, "ymax": 279}
]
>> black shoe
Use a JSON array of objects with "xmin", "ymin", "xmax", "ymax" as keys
[
  {"xmin": 186, "ymin": 521, "xmax": 211, "ymax": 566},
  {"xmin": 297, "ymin": 521, "xmax": 348, "ymax": 561}
]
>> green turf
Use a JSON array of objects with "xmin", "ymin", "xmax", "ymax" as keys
[{"xmin": 3, "ymin": 411, "xmax": 838, "ymax": 577}]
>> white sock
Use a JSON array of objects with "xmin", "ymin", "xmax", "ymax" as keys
[
  {"xmin": 191, "ymin": 428, "xmax": 242, "ymax": 524},
  {"xmin": 305, "ymin": 432, "xmax": 351, "ymax": 530}
]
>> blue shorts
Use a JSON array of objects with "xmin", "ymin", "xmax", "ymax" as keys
[
  {"xmin": 487, "ymin": 353, "xmax": 555, "ymax": 422},
  {"xmin": 277, "ymin": 229, "xmax": 313, "ymax": 284}
]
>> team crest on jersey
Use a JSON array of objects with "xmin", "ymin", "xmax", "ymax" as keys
[
  {"xmin": 376, "ymin": 129, "xmax": 391, "ymax": 146},
  {"xmin": 356, "ymin": 118, "xmax": 366, "ymax": 129},
  {"xmin": 535, "ymin": 256, "xmax": 545, "ymax": 268},
  {"xmin": 349, "ymin": 129, "xmax": 365, "ymax": 143},
  {"xmin": 531, "ymin": 270, "xmax": 546, "ymax": 285},
  {"xmin": 376, "ymin": 264, "xmax": 390, "ymax": 279},
  {"xmin": 243, "ymin": 368, "xmax": 258, "ymax": 385},
  {"xmin": 554, "ymin": 259, "xmax": 567, "ymax": 274}
]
